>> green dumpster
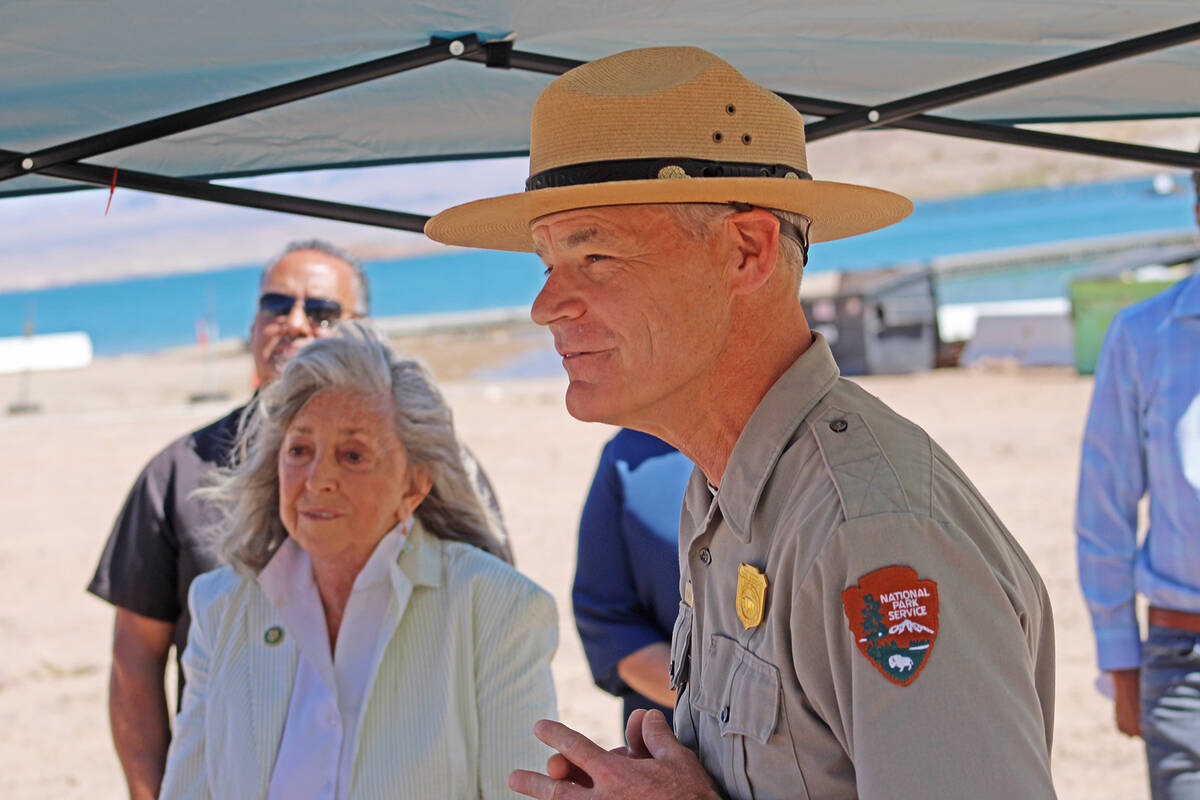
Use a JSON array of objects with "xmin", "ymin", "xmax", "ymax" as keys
[{"xmin": 1069, "ymin": 279, "xmax": 1181, "ymax": 375}]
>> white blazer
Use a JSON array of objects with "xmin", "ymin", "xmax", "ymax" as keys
[{"xmin": 159, "ymin": 521, "xmax": 558, "ymax": 799}]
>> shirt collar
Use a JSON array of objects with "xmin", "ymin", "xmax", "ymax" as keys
[
  {"xmin": 711, "ymin": 332, "xmax": 840, "ymax": 543},
  {"xmin": 257, "ymin": 517, "xmax": 418, "ymax": 607},
  {"xmin": 351, "ymin": 518, "xmax": 411, "ymax": 593},
  {"xmin": 257, "ymin": 534, "xmax": 312, "ymax": 609},
  {"xmin": 394, "ymin": 516, "xmax": 444, "ymax": 590},
  {"xmin": 1170, "ymin": 271, "xmax": 1200, "ymax": 318}
]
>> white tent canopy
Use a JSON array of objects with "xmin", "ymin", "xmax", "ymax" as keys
[{"xmin": 2, "ymin": 1, "xmax": 1199, "ymax": 229}]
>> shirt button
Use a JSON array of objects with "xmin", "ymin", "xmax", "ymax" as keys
[
  {"xmin": 829, "ymin": 419, "xmax": 848, "ymax": 433},
  {"xmin": 699, "ymin": 547, "xmax": 712, "ymax": 565},
  {"xmin": 720, "ymin": 706, "xmax": 730, "ymax": 723}
]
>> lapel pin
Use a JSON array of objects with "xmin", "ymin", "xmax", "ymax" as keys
[{"xmin": 264, "ymin": 625, "xmax": 284, "ymax": 646}]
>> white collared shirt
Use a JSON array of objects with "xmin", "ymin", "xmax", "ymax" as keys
[{"xmin": 259, "ymin": 519, "xmax": 411, "ymax": 800}]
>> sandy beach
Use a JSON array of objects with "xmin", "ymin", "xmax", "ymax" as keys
[{"xmin": 0, "ymin": 323, "xmax": 1150, "ymax": 799}]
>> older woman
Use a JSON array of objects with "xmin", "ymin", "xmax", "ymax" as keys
[{"xmin": 159, "ymin": 322, "xmax": 557, "ymax": 799}]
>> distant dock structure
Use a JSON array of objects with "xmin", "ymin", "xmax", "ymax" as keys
[{"xmin": 934, "ymin": 229, "xmax": 1198, "ymax": 369}]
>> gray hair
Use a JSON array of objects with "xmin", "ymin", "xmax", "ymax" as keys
[
  {"xmin": 203, "ymin": 320, "xmax": 509, "ymax": 572},
  {"xmin": 669, "ymin": 203, "xmax": 811, "ymax": 283},
  {"xmin": 261, "ymin": 239, "xmax": 371, "ymax": 315}
]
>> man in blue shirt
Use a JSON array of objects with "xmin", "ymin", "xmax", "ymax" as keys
[
  {"xmin": 573, "ymin": 429, "xmax": 694, "ymax": 729},
  {"xmin": 1076, "ymin": 163, "xmax": 1200, "ymax": 799}
]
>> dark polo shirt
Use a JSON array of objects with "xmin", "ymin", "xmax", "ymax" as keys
[
  {"xmin": 88, "ymin": 405, "xmax": 244, "ymax": 701},
  {"xmin": 89, "ymin": 401, "xmax": 509, "ymax": 704}
]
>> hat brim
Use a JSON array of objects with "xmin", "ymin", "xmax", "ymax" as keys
[{"xmin": 425, "ymin": 177, "xmax": 913, "ymax": 252}]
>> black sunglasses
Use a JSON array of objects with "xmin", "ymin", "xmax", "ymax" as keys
[{"xmin": 257, "ymin": 292, "xmax": 344, "ymax": 328}]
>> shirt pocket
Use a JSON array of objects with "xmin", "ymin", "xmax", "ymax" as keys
[
  {"xmin": 695, "ymin": 634, "xmax": 808, "ymax": 800},
  {"xmin": 695, "ymin": 634, "xmax": 779, "ymax": 742}
]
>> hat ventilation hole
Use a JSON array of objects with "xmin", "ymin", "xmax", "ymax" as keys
[
  {"xmin": 742, "ymin": 133, "xmax": 752, "ymax": 145},
  {"xmin": 725, "ymin": 104, "xmax": 736, "ymax": 115},
  {"xmin": 712, "ymin": 131, "xmax": 723, "ymax": 143}
]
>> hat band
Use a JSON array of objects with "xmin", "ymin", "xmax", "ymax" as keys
[{"xmin": 525, "ymin": 158, "xmax": 812, "ymax": 192}]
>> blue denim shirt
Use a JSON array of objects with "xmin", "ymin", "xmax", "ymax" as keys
[
  {"xmin": 1076, "ymin": 271, "xmax": 1200, "ymax": 671},
  {"xmin": 572, "ymin": 429, "xmax": 694, "ymax": 725}
]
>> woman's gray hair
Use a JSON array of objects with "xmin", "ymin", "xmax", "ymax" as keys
[{"xmin": 202, "ymin": 320, "xmax": 510, "ymax": 572}]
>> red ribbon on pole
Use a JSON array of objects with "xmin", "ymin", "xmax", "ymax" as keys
[{"xmin": 105, "ymin": 167, "xmax": 118, "ymax": 215}]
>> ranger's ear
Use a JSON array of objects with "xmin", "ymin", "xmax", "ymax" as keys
[{"xmin": 725, "ymin": 208, "xmax": 781, "ymax": 297}]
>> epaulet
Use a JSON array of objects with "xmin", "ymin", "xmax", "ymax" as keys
[{"xmin": 810, "ymin": 406, "xmax": 911, "ymax": 521}]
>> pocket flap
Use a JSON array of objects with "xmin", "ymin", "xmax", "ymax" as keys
[{"xmin": 697, "ymin": 634, "xmax": 781, "ymax": 744}]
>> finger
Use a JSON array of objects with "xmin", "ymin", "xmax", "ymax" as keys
[
  {"xmin": 625, "ymin": 709, "xmax": 651, "ymax": 759},
  {"xmin": 640, "ymin": 708, "xmax": 683, "ymax": 760},
  {"xmin": 546, "ymin": 753, "xmax": 592, "ymax": 787},
  {"xmin": 532, "ymin": 719, "xmax": 612, "ymax": 773},
  {"xmin": 546, "ymin": 753, "xmax": 571, "ymax": 781},
  {"xmin": 509, "ymin": 769, "xmax": 585, "ymax": 800}
]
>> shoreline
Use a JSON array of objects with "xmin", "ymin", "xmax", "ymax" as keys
[{"xmin": 7, "ymin": 223, "xmax": 1197, "ymax": 370}]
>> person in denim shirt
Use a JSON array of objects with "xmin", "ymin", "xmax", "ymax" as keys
[
  {"xmin": 1076, "ymin": 162, "xmax": 1200, "ymax": 799},
  {"xmin": 573, "ymin": 429, "xmax": 693, "ymax": 729}
]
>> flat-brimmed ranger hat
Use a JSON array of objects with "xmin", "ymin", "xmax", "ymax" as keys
[{"xmin": 425, "ymin": 46, "xmax": 912, "ymax": 251}]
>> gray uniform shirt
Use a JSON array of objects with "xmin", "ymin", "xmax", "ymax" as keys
[{"xmin": 670, "ymin": 335, "xmax": 1055, "ymax": 799}]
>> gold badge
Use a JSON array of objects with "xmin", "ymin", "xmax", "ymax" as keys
[
  {"xmin": 264, "ymin": 625, "xmax": 284, "ymax": 646},
  {"xmin": 736, "ymin": 563, "xmax": 768, "ymax": 629}
]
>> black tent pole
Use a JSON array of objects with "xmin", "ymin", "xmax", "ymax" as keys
[
  {"xmin": 776, "ymin": 93, "xmax": 1200, "ymax": 171},
  {"xmin": 460, "ymin": 40, "xmax": 583, "ymax": 75},
  {"xmin": 0, "ymin": 150, "xmax": 429, "ymax": 232},
  {"xmin": 867, "ymin": 115, "xmax": 1200, "ymax": 171},
  {"xmin": 469, "ymin": 46, "xmax": 1200, "ymax": 171},
  {"xmin": 804, "ymin": 20, "xmax": 1200, "ymax": 141},
  {"xmin": 0, "ymin": 36, "xmax": 482, "ymax": 184}
]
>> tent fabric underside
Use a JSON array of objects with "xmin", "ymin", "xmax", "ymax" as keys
[{"xmin": 2, "ymin": 1, "xmax": 1200, "ymax": 200}]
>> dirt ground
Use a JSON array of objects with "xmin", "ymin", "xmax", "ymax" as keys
[{"xmin": 0, "ymin": 339, "xmax": 1149, "ymax": 799}]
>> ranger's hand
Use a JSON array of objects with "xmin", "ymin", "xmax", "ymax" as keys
[{"xmin": 509, "ymin": 709, "xmax": 721, "ymax": 799}]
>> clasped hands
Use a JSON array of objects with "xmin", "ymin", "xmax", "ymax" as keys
[{"xmin": 509, "ymin": 708, "xmax": 721, "ymax": 799}]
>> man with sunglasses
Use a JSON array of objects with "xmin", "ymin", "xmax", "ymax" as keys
[
  {"xmin": 87, "ymin": 240, "xmax": 505, "ymax": 800},
  {"xmin": 248, "ymin": 241, "xmax": 367, "ymax": 385}
]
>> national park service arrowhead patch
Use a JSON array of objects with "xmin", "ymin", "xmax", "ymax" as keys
[{"xmin": 841, "ymin": 565, "xmax": 938, "ymax": 686}]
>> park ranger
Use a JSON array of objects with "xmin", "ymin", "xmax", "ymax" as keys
[{"xmin": 426, "ymin": 45, "xmax": 1056, "ymax": 799}]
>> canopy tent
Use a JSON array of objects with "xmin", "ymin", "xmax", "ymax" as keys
[{"xmin": 3, "ymin": 1, "xmax": 1200, "ymax": 234}]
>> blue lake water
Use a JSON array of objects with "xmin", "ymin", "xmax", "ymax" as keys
[{"xmin": 2, "ymin": 174, "xmax": 1196, "ymax": 356}]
